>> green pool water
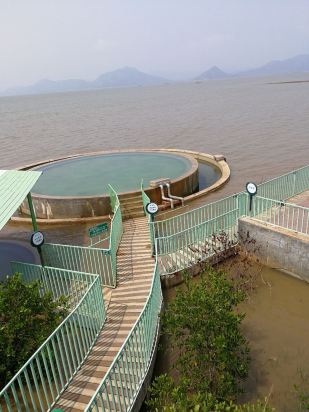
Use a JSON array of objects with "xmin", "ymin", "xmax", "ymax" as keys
[{"xmin": 33, "ymin": 152, "xmax": 194, "ymax": 196}]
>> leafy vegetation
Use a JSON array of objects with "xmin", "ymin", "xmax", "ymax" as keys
[
  {"xmin": 294, "ymin": 370, "xmax": 309, "ymax": 411},
  {"xmin": 147, "ymin": 375, "xmax": 274, "ymax": 411},
  {"xmin": 146, "ymin": 267, "xmax": 275, "ymax": 410},
  {"xmin": 0, "ymin": 274, "xmax": 68, "ymax": 387}
]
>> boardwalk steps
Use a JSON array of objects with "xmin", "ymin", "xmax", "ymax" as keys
[
  {"xmin": 119, "ymin": 194, "xmax": 145, "ymax": 220},
  {"xmin": 53, "ymin": 216, "xmax": 154, "ymax": 411}
]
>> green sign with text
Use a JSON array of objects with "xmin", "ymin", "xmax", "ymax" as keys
[{"xmin": 88, "ymin": 223, "xmax": 108, "ymax": 238}]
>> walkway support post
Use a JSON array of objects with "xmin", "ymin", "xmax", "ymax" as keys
[
  {"xmin": 27, "ymin": 192, "xmax": 44, "ymax": 266},
  {"xmin": 27, "ymin": 192, "xmax": 38, "ymax": 231}
]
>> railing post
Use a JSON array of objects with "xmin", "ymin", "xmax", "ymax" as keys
[
  {"xmin": 292, "ymin": 171, "xmax": 296, "ymax": 198},
  {"xmin": 27, "ymin": 193, "xmax": 38, "ymax": 231},
  {"xmin": 149, "ymin": 217, "xmax": 156, "ymax": 256},
  {"xmin": 237, "ymin": 192, "xmax": 248, "ymax": 217},
  {"xmin": 27, "ymin": 192, "xmax": 46, "ymax": 266}
]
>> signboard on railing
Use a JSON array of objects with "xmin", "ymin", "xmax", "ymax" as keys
[{"xmin": 88, "ymin": 223, "xmax": 109, "ymax": 238}]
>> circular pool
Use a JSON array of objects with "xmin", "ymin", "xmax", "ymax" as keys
[
  {"xmin": 21, "ymin": 150, "xmax": 200, "ymax": 219},
  {"xmin": 33, "ymin": 152, "xmax": 195, "ymax": 196},
  {"xmin": 18, "ymin": 149, "xmax": 228, "ymax": 221}
]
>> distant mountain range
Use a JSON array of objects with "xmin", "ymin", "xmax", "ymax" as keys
[
  {"xmin": 196, "ymin": 54, "xmax": 309, "ymax": 80},
  {"xmin": 3, "ymin": 67, "xmax": 168, "ymax": 96},
  {"xmin": 2, "ymin": 54, "xmax": 309, "ymax": 96},
  {"xmin": 196, "ymin": 66, "xmax": 228, "ymax": 81}
]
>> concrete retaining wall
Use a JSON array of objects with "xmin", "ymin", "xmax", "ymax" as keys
[
  {"xmin": 19, "ymin": 150, "xmax": 199, "ymax": 219},
  {"xmin": 238, "ymin": 217, "xmax": 309, "ymax": 281}
]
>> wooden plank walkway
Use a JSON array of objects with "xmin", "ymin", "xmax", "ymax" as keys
[{"xmin": 54, "ymin": 216, "xmax": 154, "ymax": 411}]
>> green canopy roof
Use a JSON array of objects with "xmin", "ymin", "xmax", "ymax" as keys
[{"xmin": 0, "ymin": 170, "xmax": 41, "ymax": 231}]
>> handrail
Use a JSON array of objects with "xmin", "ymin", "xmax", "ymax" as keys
[
  {"xmin": 141, "ymin": 179, "xmax": 155, "ymax": 250},
  {"xmin": 41, "ymin": 185, "xmax": 123, "ymax": 288},
  {"xmin": 154, "ymin": 193, "xmax": 241, "ymax": 237},
  {"xmin": 0, "ymin": 264, "xmax": 106, "ymax": 412},
  {"xmin": 156, "ymin": 207, "xmax": 239, "ymax": 241},
  {"xmin": 41, "ymin": 242, "xmax": 115, "ymax": 287},
  {"xmin": 156, "ymin": 209, "xmax": 239, "ymax": 273},
  {"xmin": 251, "ymin": 196, "xmax": 309, "ymax": 235},
  {"xmin": 85, "ymin": 246, "xmax": 163, "ymax": 411},
  {"xmin": 155, "ymin": 193, "xmax": 238, "ymax": 224},
  {"xmin": 258, "ymin": 163, "xmax": 308, "ymax": 182},
  {"xmin": 153, "ymin": 164, "xmax": 309, "ymax": 236},
  {"xmin": 108, "ymin": 189, "xmax": 123, "ymax": 284},
  {"xmin": 108, "ymin": 184, "xmax": 123, "ymax": 258},
  {"xmin": 141, "ymin": 179, "xmax": 151, "ymax": 215},
  {"xmin": 154, "ymin": 165, "xmax": 309, "ymax": 274},
  {"xmin": 253, "ymin": 195, "xmax": 309, "ymax": 211}
]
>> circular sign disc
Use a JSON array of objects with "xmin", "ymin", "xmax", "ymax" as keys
[
  {"xmin": 31, "ymin": 231, "xmax": 45, "ymax": 247},
  {"xmin": 146, "ymin": 202, "xmax": 159, "ymax": 215},
  {"xmin": 246, "ymin": 182, "xmax": 258, "ymax": 195}
]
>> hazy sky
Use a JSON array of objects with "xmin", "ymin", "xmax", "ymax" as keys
[{"xmin": 1, "ymin": 0, "xmax": 309, "ymax": 89}]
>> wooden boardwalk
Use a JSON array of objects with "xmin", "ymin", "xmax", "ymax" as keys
[{"xmin": 54, "ymin": 216, "xmax": 154, "ymax": 411}]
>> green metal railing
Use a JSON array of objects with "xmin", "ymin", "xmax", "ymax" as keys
[
  {"xmin": 109, "ymin": 196, "xmax": 123, "ymax": 287},
  {"xmin": 156, "ymin": 207, "xmax": 240, "ymax": 274},
  {"xmin": 85, "ymin": 255, "xmax": 163, "ymax": 411},
  {"xmin": 1, "ymin": 166, "xmax": 307, "ymax": 411},
  {"xmin": 0, "ymin": 263, "xmax": 106, "ymax": 412},
  {"xmin": 152, "ymin": 193, "xmax": 242, "ymax": 238},
  {"xmin": 41, "ymin": 185, "xmax": 123, "ymax": 288},
  {"xmin": 11, "ymin": 262, "xmax": 95, "ymax": 307},
  {"xmin": 257, "ymin": 164, "xmax": 309, "ymax": 201},
  {"xmin": 152, "ymin": 165, "xmax": 309, "ymax": 274},
  {"xmin": 141, "ymin": 179, "xmax": 150, "ymax": 215},
  {"xmin": 251, "ymin": 196, "xmax": 309, "ymax": 235},
  {"xmin": 109, "ymin": 184, "xmax": 119, "ymax": 212},
  {"xmin": 152, "ymin": 165, "xmax": 309, "ymax": 239},
  {"xmin": 41, "ymin": 243, "xmax": 115, "ymax": 287},
  {"xmin": 141, "ymin": 180, "xmax": 155, "ymax": 251}
]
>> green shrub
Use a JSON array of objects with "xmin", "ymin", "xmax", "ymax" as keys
[
  {"xmin": 147, "ymin": 375, "xmax": 274, "ymax": 411},
  {"xmin": 161, "ymin": 269, "xmax": 250, "ymax": 399},
  {"xmin": 147, "ymin": 267, "xmax": 256, "ymax": 410},
  {"xmin": 0, "ymin": 273, "xmax": 68, "ymax": 387}
]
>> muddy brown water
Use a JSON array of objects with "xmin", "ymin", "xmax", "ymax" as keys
[
  {"xmin": 155, "ymin": 263, "xmax": 309, "ymax": 411},
  {"xmin": 1, "ymin": 73, "xmax": 309, "ymax": 238},
  {"xmin": 1, "ymin": 74, "xmax": 309, "ymax": 409}
]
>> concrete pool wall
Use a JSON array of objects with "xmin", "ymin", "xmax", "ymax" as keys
[
  {"xmin": 19, "ymin": 150, "xmax": 198, "ymax": 219},
  {"xmin": 17, "ymin": 149, "xmax": 229, "ymax": 222},
  {"xmin": 239, "ymin": 216, "xmax": 309, "ymax": 281}
]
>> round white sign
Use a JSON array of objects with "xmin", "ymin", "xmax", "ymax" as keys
[
  {"xmin": 31, "ymin": 231, "xmax": 45, "ymax": 247},
  {"xmin": 146, "ymin": 202, "xmax": 159, "ymax": 215},
  {"xmin": 246, "ymin": 182, "xmax": 257, "ymax": 195}
]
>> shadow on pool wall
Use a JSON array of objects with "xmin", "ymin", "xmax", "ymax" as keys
[{"xmin": 16, "ymin": 149, "xmax": 230, "ymax": 222}]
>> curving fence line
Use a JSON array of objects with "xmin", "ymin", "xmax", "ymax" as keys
[
  {"xmin": 152, "ymin": 193, "xmax": 242, "ymax": 238},
  {"xmin": 41, "ymin": 243, "xmax": 114, "ymax": 288},
  {"xmin": 41, "ymin": 185, "xmax": 123, "ymax": 288},
  {"xmin": 84, "ymin": 257, "xmax": 163, "ymax": 411},
  {"xmin": 0, "ymin": 167, "xmax": 307, "ymax": 411},
  {"xmin": 257, "ymin": 164, "xmax": 309, "ymax": 201},
  {"xmin": 141, "ymin": 180, "xmax": 155, "ymax": 250},
  {"xmin": 152, "ymin": 164, "xmax": 309, "ymax": 275},
  {"xmin": 0, "ymin": 263, "xmax": 106, "ymax": 412},
  {"xmin": 156, "ymin": 205, "xmax": 241, "ymax": 274},
  {"xmin": 251, "ymin": 196, "xmax": 309, "ymax": 236}
]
